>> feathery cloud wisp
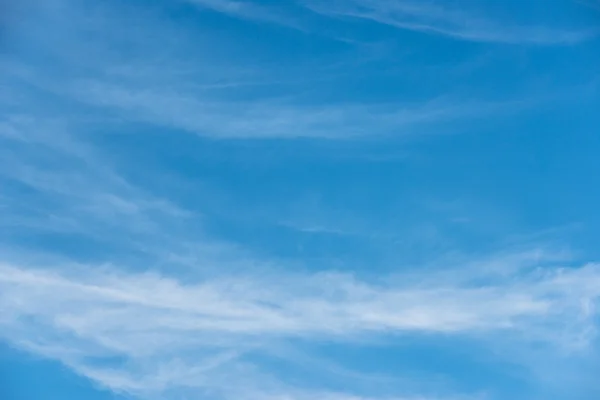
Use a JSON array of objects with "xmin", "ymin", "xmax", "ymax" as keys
[
  {"xmin": 2, "ymin": 1, "xmax": 600, "ymax": 400},
  {"xmin": 302, "ymin": 0, "xmax": 597, "ymax": 45},
  {"xmin": 1, "ymin": 251, "xmax": 599, "ymax": 398}
]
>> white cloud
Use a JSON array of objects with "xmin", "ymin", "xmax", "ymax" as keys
[
  {"xmin": 185, "ymin": 0, "xmax": 297, "ymax": 26},
  {"xmin": 302, "ymin": 0, "xmax": 597, "ymax": 45},
  {"xmin": 1, "ymin": 0, "xmax": 549, "ymax": 141},
  {"xmin": 0, "ymin": 250, "xmax": 599, "ymax": 398},
  {"xmin": 68, "ymin": 79, "xmax": 522, "ymax": 139},
  {"xmin": 173, "ymin": 0, "xmax": 598, "ymax": 46},
  {"xmin": 2, "ymin": 2, "xmax": 600, "ymax": 400}
]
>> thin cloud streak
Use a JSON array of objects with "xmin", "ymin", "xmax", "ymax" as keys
[
  {"xmin": 302, "ymin": 0, "xmax": 597, "ymax": 45},
  {"xmin": 2, "ymin": 2, "xmax": 600, "ymax": 400},
  {"xmin": 1, "ymin": 0, "xmax": 549, "ymax": 141},
  {"xmin": 1, "ymin": 252, "xmax": 599, "ymax": 397},
  {"xmin": 70, "ymin": 80, "xmax": 523, "ymax": 139},
  {"xmin": 185, "ymin": 0, "xmax": 304, "ymax": 28},
  {"xmin": 4, "ymin": 58, "xmax": 530, "ymax": 140}
]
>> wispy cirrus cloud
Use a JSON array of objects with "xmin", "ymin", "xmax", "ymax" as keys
[
  {"xmin": 169, "ymin": 0, "xmax": 598, "ymax": 46},
  {"xmin": 302, "ymin": 0, "xmax": 597, "ymax": 45},
  {"xmin": 4, "ymin": 53, "xmax": 528, "ymax": 141},
  {"xmin": 2, "ymin": 1, "xmax": 600, "ymax": 400},
  {"xmin": 184, "ymin": 0, "xmax": 302, "ymax": 27},
  {"xmin": 70, "ymin": 80, "xmax": 523, "ymax": 139},
  {"xmin": 1, "ymin": 0, "xmax": 556, "ymax": 142},
  {"xmin": 1, "ymin": 248, "xmax": 598, "ymax": 399}
]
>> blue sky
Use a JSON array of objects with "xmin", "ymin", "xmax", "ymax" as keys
[{"xmin": 1, "ymin": 0, "xmax": 600, "ymax": 399}]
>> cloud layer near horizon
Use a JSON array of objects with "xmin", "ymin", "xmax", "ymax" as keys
[{"xmin": 1, "ymin": 249, "xmax": 599, "ymax": 399}]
